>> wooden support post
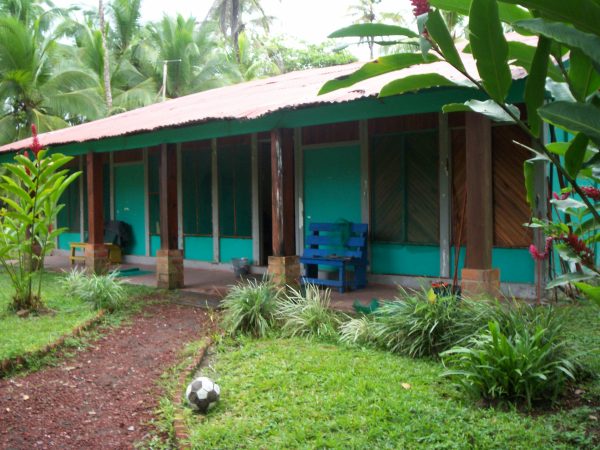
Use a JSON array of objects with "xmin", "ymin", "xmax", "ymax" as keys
[
  {"xmin": 462, "ymin": 113, "xmax": 500, "ymax": 297},
  {"xmin": 439, "ymin": 113, "xmax": 451, "ymax": 279},
  {"xmin": 268, "ymin": 128, "xmax": 299, "ymax": 286},
  {"xmin": 156, "ymin": 143, "xmax": 183, "ymax": 289},
  {"xmin": 85, "ymin": 152, "xmax": 108, "ymax": 273}
]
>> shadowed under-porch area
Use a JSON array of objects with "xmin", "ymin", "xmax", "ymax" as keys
[{"xmin": 43, "ymin": 254, "xmax": 400, "ymax": 313}]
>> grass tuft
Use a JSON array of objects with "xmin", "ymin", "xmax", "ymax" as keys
[
  {"xmin": 61, "ymin": 268, "xmax": 126, "ymax": 312},
  {"xmin": 275, "ymin": 284, "xmax": 341, "ymax": 340},
  {"xmin": 221, "ymin": 278, "xmax": 279, "ymax": 337}
]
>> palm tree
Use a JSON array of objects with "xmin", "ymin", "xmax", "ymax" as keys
[
  {"xmin": 347, "ymin": 0, "xmax": 382, "ymax": 59},
  {"xmin": 109, "ymin": 0, "xmax": 142, "ymax": 57},
  {"xmin": 0, "ymin": 16, "xmax": 104, "ymax": 144},
  {"xmin": 233, "ymin": 31, "xmax": 280, "ymax": 81},
  {"xmin": 205, "ymin": 0, "xmax": 273, "ymax": 63},
  {"xmin": 143, "ymin": 15, "xmax": 237, "ymax": 99},
  {"xmin": 98, "ymin": 0, "xmax": 112, "ymax": 109},
  {"xmin": 58, "ymin": 16, "xmax": 157, "ymax": 115}
]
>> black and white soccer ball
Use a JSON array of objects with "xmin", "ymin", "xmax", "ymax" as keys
[{"xmin": 185, "ymin": 376, "xmax": 220, "ymax": 413}]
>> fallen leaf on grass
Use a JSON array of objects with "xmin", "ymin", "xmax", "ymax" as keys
[{"xmin": 401, "ymin": 383, "xmax": 411, "ymax": 390}]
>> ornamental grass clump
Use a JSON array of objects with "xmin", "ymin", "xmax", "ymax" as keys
[
  {"xmin": 276, "ymin": 284, "xmax": 341, "ymax": 340},
  {"xmin": 339, "ymin": 315, "xmax": 376, "ymax": 347},
  {"xmin": 221, "ymin": 278, "xmax": 279, "ymax": 337},
  {"xmin": 61, "ymin": 268, "xmax": 126, "ymax": 312},
  {"xmin": 442, "ymin": 305, "xmax": 577, "ymax": 409},
  {"xmin": 369, "ymin": 288, "xmax": 464, "ymax": 358}
]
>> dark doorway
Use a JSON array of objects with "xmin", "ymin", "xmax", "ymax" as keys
[{"xmin": 259, "ymin": 140, "xmax": 273, "ymax": 265}]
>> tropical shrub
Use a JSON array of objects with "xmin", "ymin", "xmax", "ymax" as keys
[
  {"xmin": 275, "ymin": 284, "xmax": 341, "ymax": 340},
  {"xmin": 442, "ymin": 314, "xmax": 576, "ymax": 408},
  {"xmin": 221, "ymin": 278, "xmax": 279, "ymax": 337},
  {"xmin": 61, "ymin": 268, "xmax": 126, "ymax": 312},
  {"xmin": 442, "ymin": 306, "xmax": 577, "ymax": 408},
  {"xmin": 369, "ymin": 289, "xmax": 464, "ymax": 357},
  {"xmin": 0, "ymin": 126, "xmax": 80, "ymax": 311}
]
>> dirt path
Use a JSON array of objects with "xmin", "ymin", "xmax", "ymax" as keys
[{"xmin": 0, "ymin": 302, "xmax": 210, "ymax": 449}]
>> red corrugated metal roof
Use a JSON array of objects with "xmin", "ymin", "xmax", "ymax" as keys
[{"xmin": 0, "ymin": 35, "xmax": 535, "ymax": 153}]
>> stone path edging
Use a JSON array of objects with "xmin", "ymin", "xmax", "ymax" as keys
[
  {"xmin": 0, "ymin": 309, "xmax": 106, "ymax": 377},
  {"xmin": 172, "ymin": 337, "xmax": 213, "ymax": 450}
]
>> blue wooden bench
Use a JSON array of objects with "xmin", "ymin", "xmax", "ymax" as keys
[{"xmin": 300, "ymin": 223, "xmax": 368, "ymax": 293}]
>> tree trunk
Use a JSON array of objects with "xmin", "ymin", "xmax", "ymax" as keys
[
  {"xmin": 99, "ymin": 0, "xmax": 113, "ymax": 111},
  {"xmin": 231, "ymin": 0, "xmax": 241, "ymax": 63}
]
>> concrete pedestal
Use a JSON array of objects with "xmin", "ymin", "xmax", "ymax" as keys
[
  {"xmin": 267, "ymin": 255, "xmax": 300, "ymax": 287},
  {"xmin": 85, "ymin": 244, "xmax": 109, "ymax": 274},
  {"xmin": 461, "ymin": 268, "xmax": 501, "ymax": 298},
  {"xmin": 156, "ymin": 249, "xmax": 184, "ymax": 289}
]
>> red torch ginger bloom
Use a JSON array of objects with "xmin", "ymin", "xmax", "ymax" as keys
[
  {"xmin": 30, "ymin": 123, "xmax": 41, "ymax": 156},
  {"xmin": 563, "ymin": 233, "xmax": 594, "ymax": 267},
  {"xmin": 529, "ymin": 244, "xmax": 547, "ymax": 261},
  {"xmin": 580, "ymin": 186, "xmax": 600, "ymax": 201},
  {"xmin": 410, "ymin": 0, "xmax": 430, "ymax": 17},
  {"xmin": 528, "ymin": 236, "xmax": 554, "ymax": 261}
]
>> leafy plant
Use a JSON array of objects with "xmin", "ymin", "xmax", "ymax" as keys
[
  {"xmin": 339, "ymin": 314, "xmax": 376, "ymax": 346},
  {"xmin": 221, "ymin": 278, "xmax": 279, "ymax": 337},
  {"xmin": 275, "ymin": 284, "xmax": 341, "ymax": 340},
  {"xmin": 324, "ymin": 0, "xmax": 600, "ymax": 305},
  {"xmin": 0, "ymin": 126, "xmax": 80, "ymax": 311},
  {"xmin": 61, "ymin": 268, "xmax": 126, "ymax": 312},
  {"xmin": 369, "ymin": 288, "xmax": 464, "ymax": 357},
  {"xmin": 442, "ymin": 312, "xmax": 576, "ymax": 409}
]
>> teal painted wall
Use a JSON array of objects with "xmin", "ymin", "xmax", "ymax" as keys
[
  {"xmin": 371, "ymin": 244, "xmax": 440, "ymax": 277},
  {"xmin": 150, "ymin": 235, "xmax": 160, "ymax": 257},
  {"xmin": 450, "ymin": 247, "xmax": 534, "ymax": 284},
  {"xmin": 114, "ymin": 163, "xmax": 146, "ymax": 256},
  {"xmin": 303, "ymin": 145, "xmax": 362, "ymax": 230},
  {"xmin": 58, "ymin": 232, "xmax": 82, "ymax": 251},
  {"xmin": 184, "ymin": 236, "xmax": 213, "ymax": 261},
  {"xmin": 220, "ymin": 238, "xmax": 253, "ymax": 264}
]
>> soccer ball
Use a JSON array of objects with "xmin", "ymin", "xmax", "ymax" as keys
[{"xmin": 185, "ymin": 376, "xmax": 220, "ymax": 413}]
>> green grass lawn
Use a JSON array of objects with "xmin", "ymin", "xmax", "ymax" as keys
[
  {"xmin": 183, "ymin": 304, "xmax": 599, "ymax": 449},
  {"xmin": 0, "ymin": 272, "xmax": 99, "ymax": 362},
  {"xmin": 0, "ymin": 271, "xmax": 151, "ymax": 364}
]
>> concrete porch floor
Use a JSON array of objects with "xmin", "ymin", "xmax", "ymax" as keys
[{"xmin": 44, "ymin": 254, "xmax": 400, "ymax": 313}]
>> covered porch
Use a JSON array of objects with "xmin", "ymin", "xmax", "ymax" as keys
[
  {"xmin": 0, "ymin": 59, "xmax": 545, "ymax": 300},
  {"xmin": 43, "ymin": 254, "xmax": 399, "ymax": 312}
]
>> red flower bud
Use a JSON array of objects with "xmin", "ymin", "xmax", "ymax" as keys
[
  {"xmin": 30, "ymin": 123, "xmax": 41, "ymax": 156},
  {"xmin": 410, "ymin": 0, "xmax": 430, "ymax": 17},
  {"xmin": 529, "ymin": 244, "xmax": 547, "ymax": 261},
  {"xmin": 580, "ymin": 186, "xmax": 600, "ymax": 201}
]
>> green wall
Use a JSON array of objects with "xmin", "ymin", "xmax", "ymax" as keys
[
  {"xmin": 220, "ymin": 238, "xmax": 253, "ymax": 264},
  {"xmin": 58, "ymin": 232, "xmax": 82, "ymax": 251},
  {"xmin": 150, "ymin": 235, "xmax": 160, "ymax": 257},
  {"xmin": 371, "ymin": 244, "xmax": 440, "ymax": 277},
  {"xmin": 450, "ymin": 247, "xmax": 534, "ymax": 284},
  {"xmin": 114, "ymin": 163, "xmax": 146, "ymax": 256},
  {"xmin": 184, "ymin": 236, "xmax": 213, "ymax": 261},
  {"xmin": 303, "ymin": 145, "xmax": 362, "ymax": 230}
]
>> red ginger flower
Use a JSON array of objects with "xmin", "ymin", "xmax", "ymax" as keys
[
  {"xmin": 580, "ymin": 186, "xmax": 600, "ymax": 201},
  {"xmin": 30, "ymin": 123, "xmax": 41, "ymax": 156},
  {"xmin": 529, "ymin": 237, "xmax": 553, "ymax": 261},
  {"xmin": 410, "ymin": 0, "xmax": 430, "ymax": 17},
  {"xmin": 562, "ymin": 233, "xmax": 594, "ymax": 267}
]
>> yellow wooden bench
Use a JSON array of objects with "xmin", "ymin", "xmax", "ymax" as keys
[{"xmin": 69, "ymin": 243, "xmax": 122, "ymax": 266}]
